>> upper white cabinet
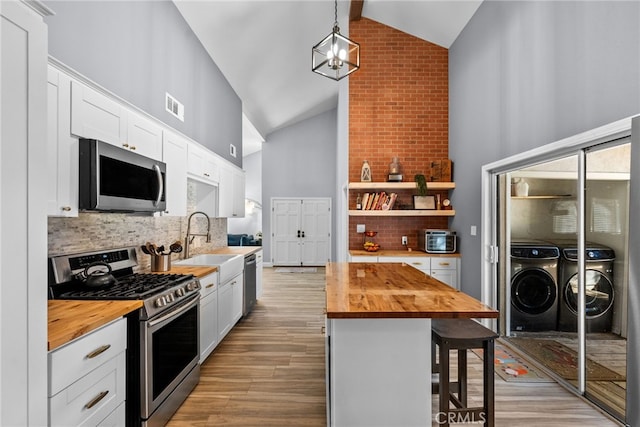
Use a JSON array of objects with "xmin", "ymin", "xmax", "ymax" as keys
[
  {"xmin": 219, "ymin": 164, "xmax": 245, "ymax": 218},
  {"xmin": 70, "ymin": 81, "xmax": 162, "ymax": 160},
  {"xmin": 71, "ymin": 81, "xmax": 125, "ymax": 146},
  {"xmin": 187, "ymin": 143, "xmax": 219, "ymax": 184},
  {"xmin": 162, "ymin": 131, "xmax": 188, "ymax": 217},
  {"xmin": 47, "ymin": 65, "xmax": 78, "ymax": 217},
  {"xmin": 126, "ymin": 111, "xmax": 163, "ymax": 160}
]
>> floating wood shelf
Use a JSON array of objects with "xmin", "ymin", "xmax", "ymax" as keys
[
  {"xmin": 348, "ymin": 182, "xmax": 455, "ymax": 191},
  {"xmin": 348, "ymin": 209, "xmax": 455, "ymax": 217}
]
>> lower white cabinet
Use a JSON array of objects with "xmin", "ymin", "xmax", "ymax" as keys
[
  {"xmin": 429, "ymin": 257, "xmax": 458, "ymax": 290},
  {"xmin": 218, "ymin": 279, "xmax": 234, "ymax": 342},
  {"xmin": 231, "ymin": 272, "xmax": 244, "ymax": 325},
  {"xmin": 199, "ymin": 272, "xmax": 219, "ymax": 363},
  {"xmin": 48, "ymin": 318, "xmax": 127, "ymax": 427},
  {"xmin": 353, "ymin": 254, "xmax": 460, "ymax": 289},
  {"xmin": 256, "ymin": 250, "xmax": 264, "ymax": 299}
]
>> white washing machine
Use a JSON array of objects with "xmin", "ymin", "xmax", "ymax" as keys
[
  {"xmin": 510, "ymin": 240, "xmax": 560, "ymax": 332},
  {"xmin": 552, "ymin": 240, "xmax": 615, "ymax": 333}
]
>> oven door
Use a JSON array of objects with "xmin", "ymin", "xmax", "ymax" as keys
[{"xmin": 140, "ymin": 294, "xmax": 199, "ymax": 419}]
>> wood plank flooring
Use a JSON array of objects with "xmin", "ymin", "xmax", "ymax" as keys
[{"xmin": 167, "ymin": 267, "xmax": 622, "ymax": 426}]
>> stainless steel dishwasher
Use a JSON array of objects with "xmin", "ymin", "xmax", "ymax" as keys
[{"xmin": 243, "ymin": 253, "xmax": 257, "ymax": 315}]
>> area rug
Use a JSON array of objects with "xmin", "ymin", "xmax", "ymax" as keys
[
  {"xmin": 473, "ymin": 342, "xmax": 554, "ymax": 383},
  {"xmin": 274, "ymin": 267, "xmax": 318, "ymax": 273},
  {"xmin": 508, "ymin": 338, "xmax": 625, "ymax": 381}
]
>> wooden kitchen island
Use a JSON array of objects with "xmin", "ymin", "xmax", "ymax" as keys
[{"xmin": 325, "ymin": 262, "xmax": 498, "ymax": 427}]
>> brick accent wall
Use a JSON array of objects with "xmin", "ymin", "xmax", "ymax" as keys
[{"xmin": 349, "ymin": 18, "xmax": 449, "ymax": 251}]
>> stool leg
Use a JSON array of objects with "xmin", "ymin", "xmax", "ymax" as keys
[
  {"xmin": 458, "ymin": 348, "xmax": 468, "ymax": 408},
  {"xmin": 483, "ymin": 339, "xmax": 495, "ymax": 427},
  {"xmin": 439, "ymin": 340, "xmax": 450, "ymax": 427}
]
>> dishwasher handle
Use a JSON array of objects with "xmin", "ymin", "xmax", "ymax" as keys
[{"xmin": 245, "ymin": 254, "xmax": 257, "ymax": 265}]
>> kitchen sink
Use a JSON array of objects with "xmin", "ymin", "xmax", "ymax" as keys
[{"xmin": 175, "ymin": 253, "xmax": 244, "ymax": 283}]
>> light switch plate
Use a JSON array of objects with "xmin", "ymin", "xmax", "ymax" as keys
[
  {"xmin": 470, "ymin": 225, "xmax": 477, "ymax": 236},
  {"xmin": 356, "ymin": 224, "xmax": 365, "ymax": 233}
]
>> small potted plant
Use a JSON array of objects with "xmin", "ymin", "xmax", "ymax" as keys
[{"xmin": 413, "ymin": 174, "xmax": 435, "ymax": 209}]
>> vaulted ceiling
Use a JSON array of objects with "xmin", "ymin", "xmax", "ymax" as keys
[{"xmin": 173, "ymin": 0, "xmax": 483, "ymax": 155}]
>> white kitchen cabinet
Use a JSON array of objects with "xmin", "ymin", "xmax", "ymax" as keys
[
  {"xmin": 48, "ymin": 318, "xmax": 127, "ymax": 427},
  {"xmin": 375, "ymin": 255, "xmax": 460, "ymax": 289},
  {"xmin": 256, "ymin": 250, "xmax": 264, "ymax": 299},
  {"xmin": 348, "ymin": 255, "xmax": 377, "ymax": 262},
  {"xmin": 1, "ymin": 2, "xmax": 50, "ymax": 424},
  {"xmin": 126, "ymin": 110, "xmax": 163, "ymax": 160},
  {"xmin": 217, "ymin": 279, "xmax": 233, "ymax": 342},
  {"xmin": 199, "ymin": 272, "xmax": 219, "ymax": 363},
  {"xmin": 187, "ymin": 142, "xmax": 219, "ymax": 185},
  {"xmin": 47, "ymin": 65, "xmax": 78, "ymax": 217},
  {"xmin": 429, "ymin": 257, "xmax": 459, "ymax": 290},
  {"xmin": 162, "ymin": 131, "xmax": 188, "ymax": 217},
  {"xmin": 71, "ymin": 80, "xmax": 162, "ymax": 160},
  {"xmin": 377, "ymin": 255, "xmax": 430, "ymax": 274},
  {"xmin": 230, "ymin": 272, "xmax": 244, "ymax": 325},
  {"xmin": 218, "ymin": 164, "xmax": 245, "ymax": 218},
  {"xmin": 71, "ymin": 81, "xmax": 125, "ymax": 146}
]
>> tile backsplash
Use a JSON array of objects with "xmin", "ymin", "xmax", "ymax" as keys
[{"xmin": 48, "ymin": 181, "xmax": 228, "ymax": 271}]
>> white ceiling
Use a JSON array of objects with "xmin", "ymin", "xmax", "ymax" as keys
[{"xmin": 173, "ymin": 0, "xmax": 483, "ymax": 156}]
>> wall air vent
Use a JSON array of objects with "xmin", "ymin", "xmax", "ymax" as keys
[{"xmin": 165, "ymin": 92, "xmax": 184, "ymax": 122}]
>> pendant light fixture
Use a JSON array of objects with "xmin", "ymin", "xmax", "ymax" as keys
[{"xmin": 312, "ymin": 0, "xmax": 360, "ymax": 81}]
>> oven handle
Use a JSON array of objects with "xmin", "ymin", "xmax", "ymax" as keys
[
  {"xmin": 148, "ymin": 295, "xmax": 198, "ymax": 328},
  {"xmin": 153, "ymin": 164, "xmax": 163, "ymax": 207}
]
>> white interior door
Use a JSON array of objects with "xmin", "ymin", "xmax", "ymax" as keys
[
  {"xmin": 300, "ymin": 199, "xmax": 331, "ymax": 266},
  {"xmin": 271, "ymin": 198, "xmax": 331, "ymax": 266},
  {"xmin": 272, "ymin": 199, "xmax": 302, "ymax": 266}
]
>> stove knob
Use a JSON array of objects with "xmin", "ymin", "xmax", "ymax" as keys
[
  {"xmin": 186, "ymin": 282, "xmax": 196, "ymax": 292},
  {"xmin": 155, "ymin": 296, "xmax": 166, "ymax": 307},
  {"xmin": 175, "ymin": 288, "xmax": 185, "ymax": 298},
  {"xmin": 166, "ymin": 293, "xmax": 174, "ymax": 303}
]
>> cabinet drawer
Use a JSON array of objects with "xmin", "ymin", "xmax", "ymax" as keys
[
  {"xmin": 49, "ymin": 351, "xmax": 125, "ymax": 427},
  {"xmin": 199, "ymin": 272, "xmax": 218, "ymax": 299},
  {"xmin": 96, "ymin": 401, "xmax": 125, "ymax": 427},
  {"xmin": 49, "ymin": 318, "xmax": 126, "ymax": 396},
  {"xmin": 349, "ymin": 255, "xmax": 377, "ymax": 262},
  {"xmin": 430, "ymin": 257, "xmax": 457, "ymax": 270},
  {"xmin": 378, "ymin": 256, "xmax": 429, "ymax": 271}
]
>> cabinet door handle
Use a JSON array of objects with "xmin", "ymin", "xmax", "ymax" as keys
[
  {"xmin": 122, "ymin": 143, "xmax": 129, "ymax": 148},
  {"xmin": 438, "ymin": 262, "xmax": 450, "ymax": 267},
  {"xmin": 412, "ymin": 262, "xmax": 423, "ymax": 266},
  {"xmin": 84, "ymin": 390, "xmax": 109, "ymax": 410},
  {"xmin": 61, "ymin": 206, "xmax": 71, "ymax": 211},
  {"xmin": 297, "ymin": 230, "xmax": 301, "ymax": 238},
  {"xmin": 301, "ymin": 231, "xmax": 305, "ymax": 238},
  {"xmin": 85, "ymin": 344, "xmax": 111, "ymax": 359},
  {"xmin": 130, "ymin": 145, "xmax": 136, "ymax": 150},
  {"xmin": 205, "ymin": 283, "xmax": 215, "ymax": 289}
]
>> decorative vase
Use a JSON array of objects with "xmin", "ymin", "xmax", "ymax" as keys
[{"xmin": 512, "ymin": 178, "xmax": 529, "ymax": 197}]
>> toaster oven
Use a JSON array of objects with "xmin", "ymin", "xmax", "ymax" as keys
[{"xmin": 418, "ymin": 229, "xmax": 457, "ymax": 254}]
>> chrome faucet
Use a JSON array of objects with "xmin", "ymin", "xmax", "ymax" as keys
[{"xmin": 184, "ymin": 211, "xmax": 211, "ymax": 259}]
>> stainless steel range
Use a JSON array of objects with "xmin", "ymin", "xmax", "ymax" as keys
[{"xmin": 49, "ymin": 247, "xmax": 201, "ymax": 427}]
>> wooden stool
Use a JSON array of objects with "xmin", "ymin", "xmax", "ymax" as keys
[{"xmin": 431, "ymin": 319, "xmax": 498, "ymax": 427}]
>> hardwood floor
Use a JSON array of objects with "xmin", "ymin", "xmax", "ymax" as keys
[{"xmin": 167, "ymin": 267, "xmax": 622, "ymax": 427}]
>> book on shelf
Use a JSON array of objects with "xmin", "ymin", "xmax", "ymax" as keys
[{"xmin": 356, "ymin": 192, "xmax": 397, "ymax": 210}]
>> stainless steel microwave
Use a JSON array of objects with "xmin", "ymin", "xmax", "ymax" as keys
[
  {"xmin": 418, "ymin": 229, "xmax": 457, "ymax": 254},
  {"xmin": 79, "ymin": 138, "xmax": 166, "ymax": 213}
]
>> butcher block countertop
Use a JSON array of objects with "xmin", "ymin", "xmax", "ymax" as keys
[
  {"xmin": 326, "ymin": 262, "xmax": 498, "ymax": 319},
  {"xmin": 48, "ymin": 300, "xmax": 142, "ymax": 351}
]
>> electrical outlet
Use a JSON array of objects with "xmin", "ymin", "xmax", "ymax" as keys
[
  {"xmin": 356, "ymin": 224, "xmax": 366, "ymax": 233},
  {"xmin": 402, "ymin": 236, "xmax": 408, "ymax": 246}
]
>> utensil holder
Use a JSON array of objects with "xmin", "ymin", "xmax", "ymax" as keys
[{"xmin": 151, "ymin": 254, "xmax": 171, "ymax": 272}]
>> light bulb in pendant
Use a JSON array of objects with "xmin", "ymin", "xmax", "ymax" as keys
[{"xmin": 339, "ymin": 49, "xmax": 346, "ymax": 60}]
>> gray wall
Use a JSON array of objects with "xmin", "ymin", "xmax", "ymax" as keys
[
  {"xmin": 449, "ymin": 0, "xmax": 640, "ymax": 299},
  {"xmin": 43, "ymin": 0, "xmax": 242, "ymax": 166},
  {"xmin": 262, "ymin": 108, "xmax": 338, "ymax": 263}
]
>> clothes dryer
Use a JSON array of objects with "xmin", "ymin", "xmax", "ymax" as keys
[
  {"xmin": 552, "ymin": 240, "xmax": 615, "ymax": 333},
  {"xmin": 510, "ymin": 240, "xmax": 560, "ymax": 332}
]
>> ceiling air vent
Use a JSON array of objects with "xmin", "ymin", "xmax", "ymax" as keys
[{"xmin": 165, "ymin": 92, "xmax": 184, "ymax": 122}]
